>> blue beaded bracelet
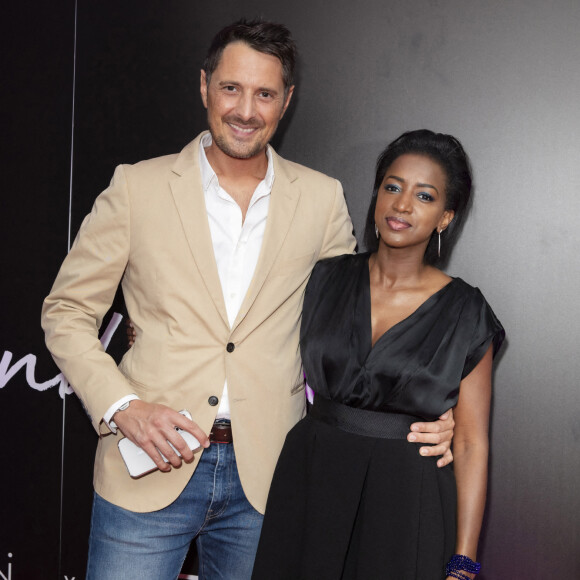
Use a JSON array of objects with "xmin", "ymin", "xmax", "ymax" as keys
[
  {"xmin": 447, "ymin": 572, "xmax": 472, "ymax": 580},
  {"xmin": 446, "ymin": 554, "xmax": 481, "ymax": 578}
]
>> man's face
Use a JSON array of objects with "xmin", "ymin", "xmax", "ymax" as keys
[{"xmin": 200, "ymin": 42, "xmax": 294, "ymax": 160}]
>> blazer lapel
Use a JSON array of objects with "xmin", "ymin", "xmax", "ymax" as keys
[
  {"xmin": 232, "ymin": 150, "xmax": 301, "ymax": 330},
  {"xmin": 169, "ymin": 134, "xmax": 229, "ymax": 327}
]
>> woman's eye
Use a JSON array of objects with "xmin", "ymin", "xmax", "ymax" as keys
[
  {"xmin": 384, "ymin": 184, "xmax": 400, "ymax": 193},
  {"xmin": 417, "ymin": 192, "xmax": 434, "ymax": 202}
]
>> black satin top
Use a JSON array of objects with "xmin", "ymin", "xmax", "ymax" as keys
[{"xmin": 300, "ymin": 253, "xmax": 505, "ymax": 420}]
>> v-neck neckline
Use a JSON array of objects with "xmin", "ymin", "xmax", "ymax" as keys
[{"xmin": 364, "ymin": 255, "xmax": 456, "ymax": 351}]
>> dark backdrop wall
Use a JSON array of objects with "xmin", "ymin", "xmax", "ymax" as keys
[{"xmin": 2, "ymin": 1, "xmax": 579, "ymax": 578}]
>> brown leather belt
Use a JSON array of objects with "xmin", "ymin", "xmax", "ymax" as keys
[{"xmin": 209, "ymin": 422, "xmax": 233, "ymax": 444}]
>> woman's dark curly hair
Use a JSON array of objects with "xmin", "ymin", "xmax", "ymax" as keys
[{"xmin": 363, "ymin": 129, "xmax": 473, "ymax": 265}]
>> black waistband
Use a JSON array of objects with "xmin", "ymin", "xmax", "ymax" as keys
[{"xmin": 308, "ymin": 393, "xmax": 422, "ymax": 439}]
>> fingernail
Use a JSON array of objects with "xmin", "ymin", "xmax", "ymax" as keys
[
  {"xmin": 420, "ymin": 448, "xmax": 429, "ymax": 455},
  {"xmin": 408, "ymin": 434, "xmax": 416, "ymax": 442}
]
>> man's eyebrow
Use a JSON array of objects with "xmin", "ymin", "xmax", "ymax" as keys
[
  {"xmin": 257, "ymin": 86, "xmax": 279, "ymax": 94},
  {"xmin": 216, "ymin": 80, "xmax": 280, "ymax": 95}
]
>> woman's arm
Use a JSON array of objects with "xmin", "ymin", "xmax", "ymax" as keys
[{"xmin": 446, "ymin": 344, "xmax": 494, "ymax": 580}]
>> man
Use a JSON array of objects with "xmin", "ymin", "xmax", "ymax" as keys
[{"xmin": 42, "ymin": 19, "xmax": 453, "ymax": 579}]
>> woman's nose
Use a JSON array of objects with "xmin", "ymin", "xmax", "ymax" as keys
[{"xmin": 392, "ymin": 191, "xmax": 412, "ymax": 212}]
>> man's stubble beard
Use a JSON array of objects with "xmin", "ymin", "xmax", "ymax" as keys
[
  {"xmin": 208, "ymin": 110, "xmax": 282, "ymax": 160},
  {"xmin": 212, "ymin": 132, "xmax": 267, "ymax": 160}
]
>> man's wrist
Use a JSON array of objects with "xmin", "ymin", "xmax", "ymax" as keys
[{"xmin": 104, "ymin": 394, "xmax": 140, "ymax": 433}]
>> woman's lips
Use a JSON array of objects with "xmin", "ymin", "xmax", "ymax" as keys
[{"xmin": 386, "ymin": 217, "xmax": 411, "ymax": 231}]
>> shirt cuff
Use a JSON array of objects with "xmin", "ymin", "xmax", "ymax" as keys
[{"xmin": 103, "ymin": 394, "xmax": 140, "ymax": 434}]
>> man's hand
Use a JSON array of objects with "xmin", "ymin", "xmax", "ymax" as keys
[
  {"xmin": 113, "ymin": 400, "xmax": 210, "ymax": 472},
  {"xmin": 407, "ymin": 409, "xmax": 455, "ymax": 467},
  {"xmin": 126, "ymin": 318, "xmax": 136, "ymax": 348}
]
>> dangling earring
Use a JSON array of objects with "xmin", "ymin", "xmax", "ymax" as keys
[
  {"xmin": 437, "ymin": 230, "xmax": 442, "ymax": 258},
  {"xmin": 375, "ymin": 224, "xmax": 379, "ymax": 238}
]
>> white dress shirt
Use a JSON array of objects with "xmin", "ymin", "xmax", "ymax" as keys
[
  {"xmin": 199, "ymin": 133, "xmax": 274, "ymax": 418},
  {"xmin": 105, "ymin": 133, "xmax": 274, "ymax": 428}
]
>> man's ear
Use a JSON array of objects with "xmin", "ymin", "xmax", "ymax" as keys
[
  {"xmin": 200, "ymin": 69, "xmax": 208, "ymax": 109},
  {"xmin": 280, "ymin": 85, "xmax": 295, "ymax": 119}
]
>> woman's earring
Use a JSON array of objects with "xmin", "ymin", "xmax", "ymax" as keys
[
  {"xmin": 437, "ymin": 230, "xmax": 442, "ymax": 258},
  {"xmin": 375, "ymin": 224, "xmax": 379, "ymax": 238}
]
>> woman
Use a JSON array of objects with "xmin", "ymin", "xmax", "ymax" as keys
[{"xmin": 252, "ymin": 130, "xmax": 504, "ymax": 580}]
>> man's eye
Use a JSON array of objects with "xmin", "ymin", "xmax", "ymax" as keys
[{"xmin": 259, "ymin": 91, "xmax": 272, "ymax": 98}]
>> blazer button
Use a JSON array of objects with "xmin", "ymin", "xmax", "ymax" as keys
[
  {"xmin": 226, "ymin": 342, "xmax": 235, "ymax": 353},
  {"xmin": 208, "ymin": 396, "xmax": 219, "ymax": 406}
]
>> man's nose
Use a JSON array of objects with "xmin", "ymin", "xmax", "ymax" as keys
[{"xmin": 235, "ymin": 92, "xmax": 256, "ymax": 121}]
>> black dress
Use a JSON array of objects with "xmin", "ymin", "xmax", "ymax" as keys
[{"xmin": 252, "ymin": 253, "xmax": 505, "ymax": 580}]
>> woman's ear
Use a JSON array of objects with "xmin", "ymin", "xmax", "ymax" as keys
[{"xmin": 439, "ymin": 210, "xmax": 455, "ymax": 232}]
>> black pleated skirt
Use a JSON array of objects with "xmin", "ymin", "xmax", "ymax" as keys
[{"xmin": 252, "ymin": 414, "xmax": 456, "ymax": 580}]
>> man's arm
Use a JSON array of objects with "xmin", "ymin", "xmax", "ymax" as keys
[
  {"xmin": 318, "ymin": 180, "xmax": 357, "ymax": 259},
  {"xmin": 42, "ymin": 164, "xmax": 136, "ymax": 429},
  {"xmin": 41, "ymin": 165, "xmax": 208, "ymax": 467}
]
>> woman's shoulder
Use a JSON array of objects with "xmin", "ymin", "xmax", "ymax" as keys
[
  {"xmin": 312, "ymin": 252, "xmax": 367, "ymax": 275},
  {"xmin": 448, "ymin": 277, "xmax": 490, "ymax": 303},
  {"xmin": 443, "ymin": 277, "xmax": 496, "ymax": 318},
  {"xmin": 446, "ymin": 280, "xmax": 506, "ymax": 368},
  {"xmin": 417, "ymin": 267, "xmax": 480, "ymax": 304},
  {"xmin": 306, "ymin": 252, "xmax": 367, "ymax": 296},
  {"xmin": 449, "ymin": 277, "xmax": 505, "ymax": 347}
]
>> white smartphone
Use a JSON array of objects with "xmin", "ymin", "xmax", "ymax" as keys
[{"xmin": 118, "ymin": 409, "xmax": 201, "ymax": 478}]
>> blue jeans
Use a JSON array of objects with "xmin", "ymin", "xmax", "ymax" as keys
[{"xmin": 86, "ymin": 442, "xmax": 263, "ymax": 580}]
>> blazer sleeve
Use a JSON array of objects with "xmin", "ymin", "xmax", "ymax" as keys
[
  {"xmin": 41, "ymin": 164, "xmax": 135, "ymax": 433},
  {"xmin": 318, "ymin": 180, "xmax": 356, "ymax": 260}
]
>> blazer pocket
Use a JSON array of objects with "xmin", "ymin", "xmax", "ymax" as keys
[{"xmin": 269, "ymin": 251, "xmax": 315, "ymax": 278}]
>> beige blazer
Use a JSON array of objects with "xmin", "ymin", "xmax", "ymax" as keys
[{"xmin": 42, "ymin": 132, "xmax": 356, "ymax": 513}]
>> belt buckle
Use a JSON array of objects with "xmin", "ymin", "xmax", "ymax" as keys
[{"xmin": 210, "ymin": 421, "xmax": 233, "ymax": 444}]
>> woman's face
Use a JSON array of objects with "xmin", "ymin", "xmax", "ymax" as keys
[{"xmin": 374, "ymin": 153, "xmax": 454, "ymax": 253}]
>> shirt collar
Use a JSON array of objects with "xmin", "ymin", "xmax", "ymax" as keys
[{"xmin": 199, "ymin": 132, "xmax": 275, "ymax": 195}]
